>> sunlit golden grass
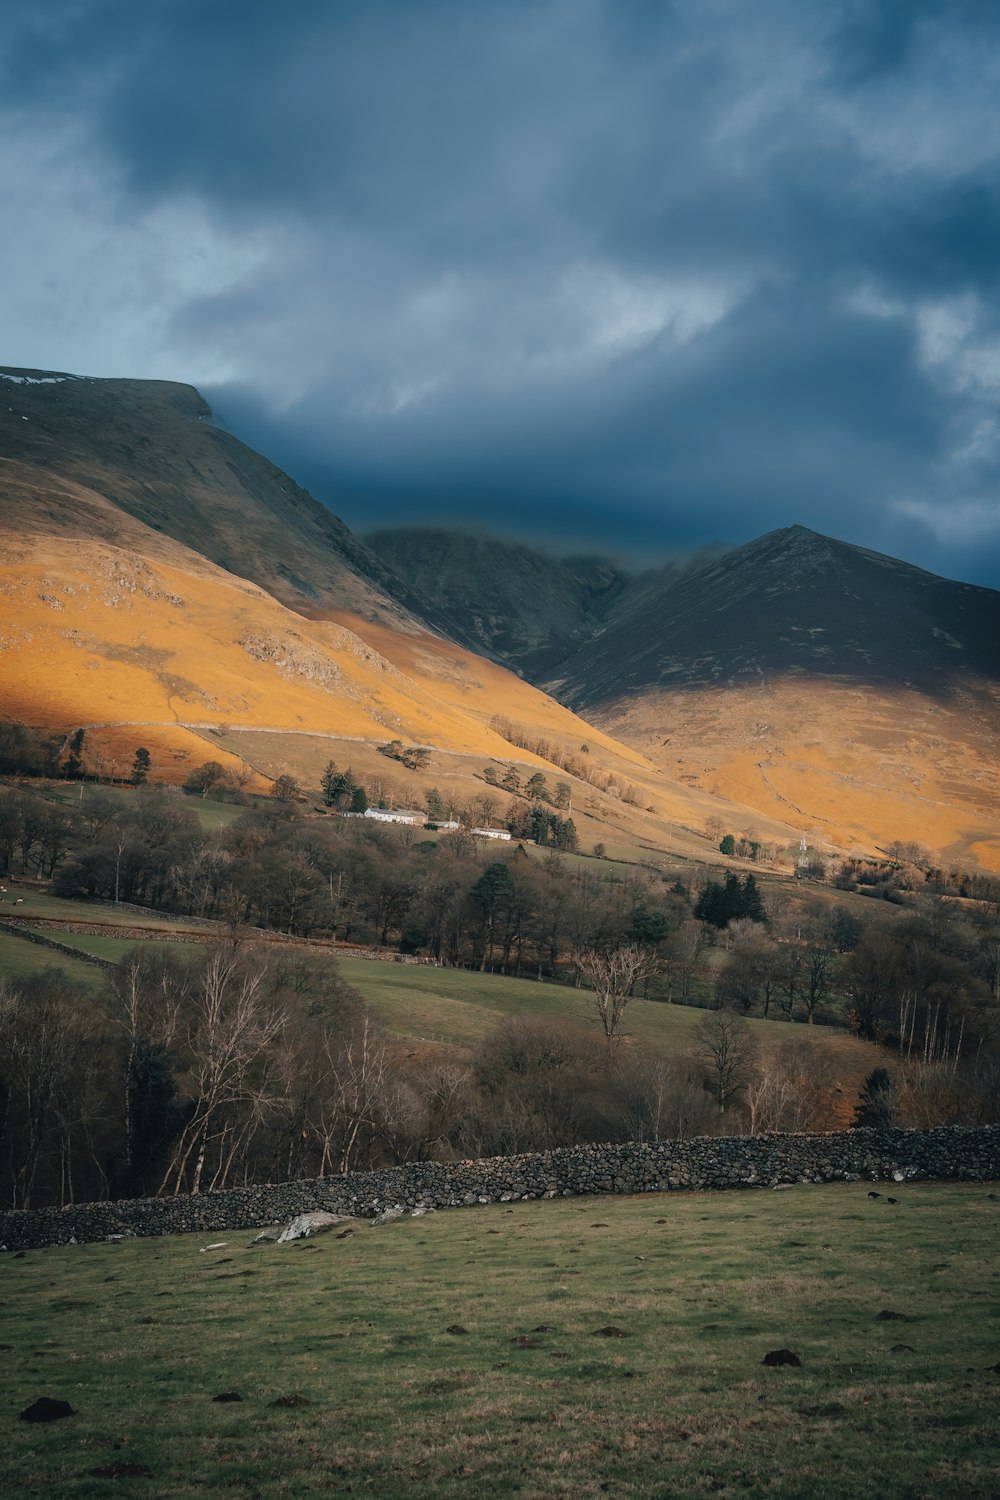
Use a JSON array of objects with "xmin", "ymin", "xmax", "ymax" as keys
[
  {"xmin": 3, "ymin": 1183, "xmax": 998, "ymax": 1497},
  {"xmin": 596, "ymin": 679, "xmax": 1000, "ymax": 873},
  {"xmin": 1, "ymin": 530, "xmax": 802, "ymax": 864}
]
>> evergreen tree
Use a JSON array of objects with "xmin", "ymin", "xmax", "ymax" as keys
[
  {"xmin": 350, "ymin": 786, "xmax": 369, "ymax": 814},
  {"xmin": 320, "ymin": 760, "xmax": 340, "ymax": 806},
  {"xmin": 470, "ymin": 861, "xmax": 515, "ymax": 971},
  {"xmin": 530, "ymin": 806, "xmax": 549, "ymax": 844},
  {"xmin": 64, "ymin": 727, "xmax": 85, "ymax": 779},
  {"xmin": 131, "ymin": 747, "xmax": 151, "ymax": 785},
  {"xmin": 321, "ymin": 764, "xmax": 357, "ymax": 809},
  {"xmin": 694, "ymin": 872, "xmax": 766, "ymax": 929},
  {"xmin": 553, "ymin": 816, "xmax": 579, "ymax": 852},
  {"xmin": 426, "ymin": 787, "xmax": 446, "ymax": 821},
  {"xmin": 853, "ymin": 1067, "xmax": 898, "ymax": 1130},
  {"xmin": 740, "ymin": 874, "xmax": 767, "ymax": 923},
  {"xmin": 719, "ymin": 833, "xmax": 735, "ymax": 855},
  {"xmin": 627, "ymin": 902, "xmax": 670, "ymax": 946}
]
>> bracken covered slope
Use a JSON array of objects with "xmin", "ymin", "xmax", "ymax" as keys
[{"xmin": 0, "ymin": 368, "xmax": 790, "ymax": 859}]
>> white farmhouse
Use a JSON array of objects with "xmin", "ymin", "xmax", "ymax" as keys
[{"xmin": 364, "ymin": 808, "xmax": 427, "ymax": 826}]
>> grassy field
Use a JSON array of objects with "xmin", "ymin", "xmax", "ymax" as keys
[
  {"xmin": 0, "ymin": 929, "xmax": 103, "ymax": 989},
  {"xmin": 2, "ymin": 1182, "xmax": 997, "ymax": 1497},
  {"xmin": 0, "ymin": 883, "xmax": 210, "ymax": 930},
  {"xmin": 25, "ymin": 930, "xmax": 209, "ymax": 966},
  {"xmin": 39, "ymin": 781, "xmax": 250, "ymax": 832},
  {"xmin": 337, "ymin": 956, "xmax": 857, "ymax": 1058}
]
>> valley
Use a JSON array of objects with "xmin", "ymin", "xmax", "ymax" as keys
[{"xmin": 4, "ymin": 367, "xmax": 999, "ymax": 870}]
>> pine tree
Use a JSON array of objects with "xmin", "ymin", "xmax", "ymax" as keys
[
  {"xmin": 426, "ymin": 787, "xmax": 446, "ymax": 821},
  {"xmin": 320, "ymin": 760, "xmax": 340, "ymax": 806},
  {"xmin": 740, "ymin": 874, "xmax": 767, "ymax": 923},
  {"xmin": 131, "ymin": 747, "xmax": 151, "ymax": 785},
  {"xmin": 853, "ymin": 1067, "xmax": 898, "ymax": 1130},
  {"xmin": 64, "ymin": 727, "xmax": 85, "ymax": 779}
]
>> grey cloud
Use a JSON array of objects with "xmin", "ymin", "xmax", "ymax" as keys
[{"xmin": 3, "ymin": 0, "xmax": 1000, "ymax": 588}]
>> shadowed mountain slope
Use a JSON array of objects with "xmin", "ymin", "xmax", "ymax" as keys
[
  {"xmin": 365, "ymin": 526, "xmax": 730, "ymax": 678},
  {"xmin": 549, "ymin": 526, "xmax": 1000, "ymax": 705},
  {"xmin": 546, "ymin": 528, "xmax": 1000, "ymax": 869},
  {"xmin": 0, "ymin": 367, "xmax": 435, "ymax": 629},
  {"xmin": 365, "ymin": 527, "xmax": 627, "ymax": 677}
]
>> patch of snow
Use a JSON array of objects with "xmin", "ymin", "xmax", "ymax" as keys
[{"xmin": 0, "ymin": 373, "xmax": 72, "ymax": 385}]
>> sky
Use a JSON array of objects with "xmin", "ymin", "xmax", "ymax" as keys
[{"xmin": 3, "ymin": 0, "xmax": 1000, "ymax": 587}]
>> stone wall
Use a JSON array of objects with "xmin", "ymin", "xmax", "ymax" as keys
[{"xmin": 3, "ymin": 1125, "xmax": 998, "ymax": 1250}]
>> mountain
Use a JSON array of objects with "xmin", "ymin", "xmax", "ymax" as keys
[
  {"xmin": 365, "ymin": 526, "xmax": 728, "ymax": 677},
  {"xmin": 0, "ymin": 367, "xmax": 790, "ymax": 862},
  {"xmin": 546, "ymin": 528, "xmax": 1000, "ymax": 868},
  {"xmin": 364, "ymin": 527, "xmax": 626, "ymax": 676},
  {"xmin": 0, "ymin": 367, "xmax": 435, "ymax": 628},
  {"xmin": 549, "ymin": 526, "xmax": 1000, "ymax": 700}
]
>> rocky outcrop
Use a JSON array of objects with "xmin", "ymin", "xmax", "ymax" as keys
[{"xmin": 2, "ymin": 1125, "xmax": 997, "ymax": 1251}]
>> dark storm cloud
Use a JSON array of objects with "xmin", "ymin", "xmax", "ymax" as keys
[{"xmin": 3, "ymin": 0, "xmax": 1000, "ymax": 585}]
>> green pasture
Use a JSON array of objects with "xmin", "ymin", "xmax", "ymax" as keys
[
  {"xmin": 336, "ymin": 957, "xmax": 838, "ymax": 1056},
  {"xmin": 0, "ymin": 882, "xmax": 214, "ymax": 932},
  {"xmin": 26, "ymin": 930, "xmax": 208, "ymax": 966},
  {"xmin": 3, "ymin": 1182, "xmax": 997, "ymax": 1498},
  {"xmin": 39, "ymin": 780, "xmax": 249, "ymax": 832},
  {"xmin": 0, "ymin": 930, "xmax": 103, "ymax": 990}
]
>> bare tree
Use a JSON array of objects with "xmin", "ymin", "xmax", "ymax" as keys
[
  {"xmin": 104, "ymin": 949, "xmax": 185, "ymax": 1189},
  {"xmin": 745, "ymin": 1039, "xmax": 837, "ymax": 1134},
  {"xmin": 159, "ymin": 949, "xmax": 286, "ymax": 1195},
  {"xmin": 577, "ymin": 944, "xmax": 658, "ymax": 1056},
  {"xmin": 613, "ymin": 1056, "xmax": 716, "ymax": 1141},
  {"xmin": 315, "ymin": 1016, "xmax": 389, "ymax": 1175},
  {"xmin": 693, "ymin": 1008, "xmax": 758, "ymax": 1114}
]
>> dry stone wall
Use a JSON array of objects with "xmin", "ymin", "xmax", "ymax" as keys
[{"xmin": 3, "ymin": 1125, "xmax": 998, "ymax": 1250}]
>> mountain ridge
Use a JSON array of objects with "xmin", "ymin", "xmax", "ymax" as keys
[
  {"xmin": 0, "ymin": 366, "xmax": 441, "ymax": 633},
  {"xmin": 3, "ymin": 365, "xmax": 999, "ymax": 867},
  {"xmin": 2, "ymin": 366, "xmax": 793, "ymax": 864}
]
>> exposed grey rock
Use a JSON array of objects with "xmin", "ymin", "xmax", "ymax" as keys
[
  {"xmin": 276, "ymin": 1212, "xmax": 354, "ymax": 1243},
  {"xmin": 371, "ymin": 1205, "xmax": 405, "ymax": 1227}
]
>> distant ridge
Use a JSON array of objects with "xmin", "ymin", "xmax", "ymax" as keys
[
  {"xmin": 366, "ymin": 525, "xmax": 728, "ymax": 678},
  {"xmin": 550, "ymin": 524, "xmax": 1000, "ymax": 706},
  {"xmin": 543, "ymin": 526, "xmax": 1000, "ymax": 869},
  {"xmin": 365, "ymin": 526, "xmax": 628, "ymax": 675}
]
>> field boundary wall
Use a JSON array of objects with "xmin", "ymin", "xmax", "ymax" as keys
[{"xmin": 2, "ymin": 1125, "xmax": 997, "ymax": 1249}]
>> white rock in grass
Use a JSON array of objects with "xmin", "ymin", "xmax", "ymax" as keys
[
  {"xmin": 275, "ymin": 1212, "xmax": 354, "ymax": 1244},
  {"xmin": 371, "ymin": 1205, "xmax": 405, "ymax": 1227}
]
